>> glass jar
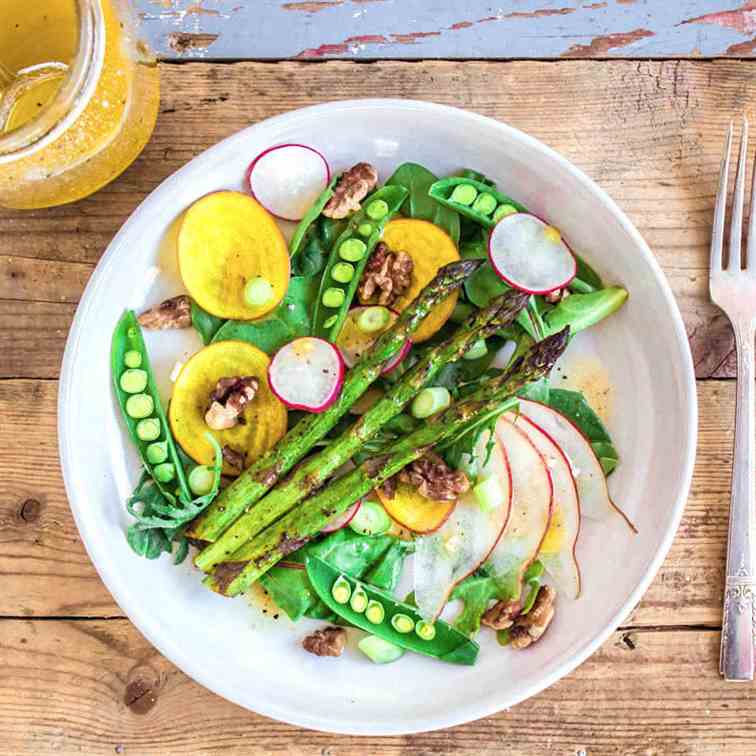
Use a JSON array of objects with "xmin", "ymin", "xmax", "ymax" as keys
[{"xmin": 0, "ymin": 0, "xmax": 160, "ymax": 209}]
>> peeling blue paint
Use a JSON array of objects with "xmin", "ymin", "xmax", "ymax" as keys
[{"xmin": 133, "ymin": 0, "xmax": 756, "ymax": 60}]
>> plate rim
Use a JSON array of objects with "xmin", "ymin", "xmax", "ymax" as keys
[{"xmin": 58, "ymin": 98, "xmax": 698, "ymax": 735}]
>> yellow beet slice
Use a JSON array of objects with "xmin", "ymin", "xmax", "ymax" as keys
[
  {"xmin": 169, "ymin": 341, "xmax": 287, "ymax": 475},
  {"xmin": 376, "ymin": 482, "xmax": 455, "ymax": 534},
  {"xmin": 382, "ymin": 218, "xmax": 460, "ymax": 342},
  {"xmin": 178, "ymin": 191, "xmax": 290, "ymax": 320}
]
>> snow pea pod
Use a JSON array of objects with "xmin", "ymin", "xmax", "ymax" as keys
[
  {"xmin": 289, "ymin": 175, "xmax": 338, "ymax": 259},
  {"xmin": 111, "ymin": 310, "xmax": 191, "ymax": 502},
  {"xmin": 312, "ymin": 184, "xmax": 408, "ymax": 341},
  {"xmin": 306, "ymin": 555, "xmax": 479, "ymax": 665},
  {"xmin": 429, "ymin": 177, "xmax": 527, "ymax": 229}
]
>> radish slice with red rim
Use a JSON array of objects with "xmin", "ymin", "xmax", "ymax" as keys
[
  {"xmin": 486, "ymin": 419, "xmax": 554, "ymax": 602},
  {"xmin": 488, "ymin": 213, "xmax": 576, "ymax": 294},
  {"xmin": 413, "ymin": 430, "xmax": 512, "ymax": 621},
  {"xmin": 504, "ymin": 412, "xmax": 581, "ymax": 600},
  {"xmin": 518, "ymin": 399, "xmax": 636, "ymax": 532},
  {"xmin": 268, "ymin": 337, "xmax": 344, "ymax": 412},
  {"xmin": 381, "ymin": 338, "xmax": 412, "ymax": 375},
  {"xmin": 321, "ymin": 499, "xmax": 361, "ymax": 534},
  {"xmin": 247, "ymin": 144, "xmax": 330, "ymax": 222}
]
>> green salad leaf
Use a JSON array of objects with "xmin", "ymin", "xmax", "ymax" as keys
[
  {"xmin": 190, "ymin": 300, "xmax": 225, "ymax": 345},
  {"xmin": 450, "ymin": 575, "xmax": 501, "ymax": 637},
  {"xmin": 386, "ymin": 162, "xmax": 460, "ymax": 244},
  {"xmin": 547, "ymin": 388, "xmax": 619, "ymax": 474},
  {"xmin": 212, "ymin": 276, "xmax": 319, "ymax": 354},
  {"xmin": 572, "ymin": 252, "xmax": 603, "ymax": 292}
]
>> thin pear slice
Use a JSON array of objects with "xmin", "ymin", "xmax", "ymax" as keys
[
  {"xmin": 518, "ymin": 399, "xmax": 636, "ymax": 532},
  {"xmin": 504, "ymin": 412, "xmax": 581, "ymax": 600},
  {"xmin": 414, "ymin": 431, "xmax": 512, "ymax": 621},
  {"xmin": 487, "ymin": 419, "xmax": 554, "ymax": 601}
]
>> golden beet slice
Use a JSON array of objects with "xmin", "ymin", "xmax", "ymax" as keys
[
  {"xmin": 381, "ymin": 218, "xmax": 460, "ymax": 342},
  {"xmin": 376, "ymin": 482, "xmax": 455, "ymax": 534},
  {"xmin": 178, "ymin": 191, "xmax": 290, "ymax": 320},
  {"xmin": 169, "ymin": 340, "xmax": 287, "ymax": 475}
]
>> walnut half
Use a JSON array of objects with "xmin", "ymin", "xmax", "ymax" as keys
[
  {"xmin": 137, "ymin": 295, "xmax": 192, "ymax": 330},
  {"xmin": 357, "ymin": 242, "xmax": 414, "ymax": 308},
  {"xmin": 322, "ymin": 162, "xmax": 378, "ymax": 219},
  {"xmin": 509, "ymin": 585, "xmax": 556, "ymax": 650},
  {"xmin": 205, "ymin": 376, "xmax": 258, "ymax": 431},
  {"xmin": 382, "ymin": 452, "xmax": 470, "ymax": 502},
  {"xmin": 302, "ymin": 626, "xmax": 347, "ymax": 657}
]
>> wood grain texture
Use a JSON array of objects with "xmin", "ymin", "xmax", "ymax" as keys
[
  {"xmin": 1, "ymin": 619, "xmax": 752, "ymax": 755},
  {"xmin": 0, "ymin": 59, "xmax": 751, "ymax": 378},
  {"xmin": 0, "ymin": 379, "xmax": 729, "ymax": 624},
  {"xmin": 133, "ymin": 0, "xmax": 756, "ymax": 61}
]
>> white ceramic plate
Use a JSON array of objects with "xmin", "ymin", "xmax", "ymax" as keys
[{"xmin": 59, "ymin": 100, "xmax": 697, "ymax": 735}]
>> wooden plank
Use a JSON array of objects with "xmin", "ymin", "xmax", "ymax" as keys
[
  {"xmin": 133, "ymin": 0, "xmax": 756, "ymax": 61},
  {"xmin": 0, "ymin": 378, "xmax": 733, "ymax": 624},
  {"xmin": 0, "ymin": 619, "xmax": 750, "ymax": 755},
  {"xmin": 0, "ymin": 59, "xmax": 747, "ymax": 377}
]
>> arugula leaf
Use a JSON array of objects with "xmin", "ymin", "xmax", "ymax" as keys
[
  {"xmin": 386, "ymin": 162, "xmax": 460, "ymax": 245},
  {"xmin": 190, "ymin": 301, "xmax": 225, "ymax": 346},
  {"xmin": 450, "ymin": 575, "xmax": 501, "ymax": 637},
  {"xmin": 547, "ymin": 388, "xmax": 619, "ymax": 475},
  {"xmin": 212, "ymin": 276, "xmax": 319, "ymax": 354},
  {"xmin": 126, "ymin": 521, "xmax": 171, "ymax": 560}
]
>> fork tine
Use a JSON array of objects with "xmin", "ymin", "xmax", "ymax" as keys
[
  {"xmin": 728, "ymin": 118, "xmax": 748, "ymax": 271},
  {"xmin": 747, "ymin": 122, "xmax": 756, "ymax": 272},
  {"xmin": 711, "ymin": 122, "xmax": 733, "ymax": 274}
]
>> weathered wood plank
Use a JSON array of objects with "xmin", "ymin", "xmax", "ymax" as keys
[
  {"xmin": 133, "ymin": 0, "xmax": 756, "ymax": 61},
  {"xmin": 0, "ymin": 378, "xmax": 732, "ymax": 624},
  {"xmin": 0, "ymin": 619, "xmax": 749, "ymax": 755},
  {"xmin": 0, "ymin": 60, "xmax": 751, "ymax": 377}
]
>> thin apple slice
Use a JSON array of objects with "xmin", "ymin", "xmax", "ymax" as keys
[
  {"xmin": 504, "ymin": 412, "xmax": 581, "ymax": 600},
  {"xmin": 413, "ymin": 431, "xmax": 512, "ymax": 621},
  {"xmin": 486, "ymin": 419, "xmax": 553, "ymax": 601},
  {"xmin": 518, "ymin": 399, "xmax": 636, "ymax": 532}
]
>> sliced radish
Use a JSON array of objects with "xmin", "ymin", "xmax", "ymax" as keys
[
  {"xmin": 488, "ymin": 213, "xmax": 576, "ymax": 294},
  {"xmin": 335, "ymin": 306, "xmax": 410, "ymax": 372},
  {"xmin": 518, "ymin": 399, "xmax": 636, "ymax": 532},
  {"xmin": 486, "ymin": 420, "xmax": 553, "ymax": 601},
  {"xmin": 247, "ymin": 144, "xmax": 330, "ymax": 222},
  {"xmin": 414, "ymin": 430, "xmax": 512, "ymax": 621},
  {"xmin": 321, "ymin": 499, "xmax": 361, "ymax": 534},
  {"xmin": 268, "ymin": 337, "xmax": 344, "ymax": 412},
  {"xmin": 504, "ymin": 412, "xmax": 581, "ymax": 600}
]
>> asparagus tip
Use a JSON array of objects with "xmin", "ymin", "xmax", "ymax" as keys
[
  {"xmin": 525, "ymin": 327, "xmax": 570, "ymax": 374},
  {"xmin": 490, "ymin": 289, "xmax": 530, "ymax": 328}
]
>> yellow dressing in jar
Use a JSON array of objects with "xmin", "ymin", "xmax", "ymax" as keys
[{"xmin": 0, "ymin": 0, "xmax": 159, "ymax": 209}]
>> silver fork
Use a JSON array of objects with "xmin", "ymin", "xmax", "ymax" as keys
[{"xmin": 711, "ymin": 119, "xmax": 756, "ymax": 681}]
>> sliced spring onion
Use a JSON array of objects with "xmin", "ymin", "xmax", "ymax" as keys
[
  {"xmin": 125, "ymin": 393, "xmax": 154, "ymax": 419},
  {"xmin": 411, "ymin": 386, "xmax": 451, "ymax": 419},
  {"xmin": 119, "ymin": 369, "xmax": 148, "ymax": 394},
  {"xmin": 339, "ymin": 238, "xmax": 367, "ymax": 262},
  {"xmin": 145, "ymin": 441, "xmax": 168, "ymax": 465},
  {"xmin": 135, "ymin": 417, "xmax": 161, "ymax": 442},
  {"xmin": 415, "ymin": 620, "xmax": 436, "ymax": 641},
  {"xmin": 474, "ymin": 475, "xmax": 503, "ymax": 512},
  {"xmin": 189, "ymin": 465, "xmax": 215, "ymax": 496},
  {"xmin": 492, "ymin": 203, "xmax": 518, "ymax": 223},
  {"xmin": 350, "ymin": 585, "xmax": 369, "ymax": 613},
  {"xmin": 365, "ymin": 199, "xmax": 389, "ymax": 220},
  {"xmin": 356, "ymin": 305, "xmax": 391, "ymax": 334},
  {"xmin": 244, "ymin": 276, "xmax": 274, "ymax": 307},
  {"xmin": 450, "ymin": 184, "xmax": 478, "ymax": 206},
  {"xmin": 322, "ymin": 287, "xmax": 346, "ymax": 309},
  {"xmin": 463, "ymin": 339, "xmax": 488, "ymax": 361},
  {"xmin": 153, "ymin": 462, "xmax": 175, "ymax": 483},
  {"xmin": 331, "ymin": 262, "xmax": 355, "ymax": 284},
  {"xmin": 349, "ymin": 498, "xmax": 391, "ymax": 536},
  {"xmin": 358, "ymin": 635, "xmax": 405, "ymax": 664},
  {"xmin": 365, "ymin": 599, "xmax": 385, "ymax": 625},
  {"xmin": 123, "ymin": 350, "xmax": 142, "ymax": 369},
  {"xmin": 331, "ymin": 575, "xmax": 352, "ymax": 604},
  {"xmin": 391, "ymin": 613, "xmax": 414, "ymax": 634}
]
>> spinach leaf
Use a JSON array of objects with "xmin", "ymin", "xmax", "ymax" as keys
[
  {"xmin": 259, "ymin": 529, "xmax": 411, "ymax": 622},
  {"xmin": 212, "ymin": 276, "xmax": 319, "ymax": 354},
  {"xmin": 460, "ymin": 238, "xmax": 487, "ymax": 260},
  {"xmin": 464, "ymin": 264, "xmax": 507, "ymax": 308},
  {"xmin": 450, "ymin": 575, "xmax": 501, "ymax": 637},
  {"xmin": 547, "ymin": 388, "xmax": 619, "ymax": 475},
  {"xmin": 572, "ymin": 252, "xmax": 603, "ymax": 291},
  {"xmin": 386, "ymin": 162, "xmax": 460, "ymax": 244},
  {"xmin": 291, "ymin": 231, "xmax": 328, "ymax": 277},
  {"xmin": 190, "ymin": 301, "xmax": 225, "ymax": 346},
  {"xmin": 543, "ymin": 287, "xmax": 627, "ymax": 337}
]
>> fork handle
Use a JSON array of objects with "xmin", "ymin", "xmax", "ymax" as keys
[{"xmin": 721, "ymin": 319, "xmax": 756, "ymax": 681}]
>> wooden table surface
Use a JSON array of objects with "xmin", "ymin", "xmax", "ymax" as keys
[{"xmin": 3, "ymin": 40, "xmax": 756, "ymax": 756}]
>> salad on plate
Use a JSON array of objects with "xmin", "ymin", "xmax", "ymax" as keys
[{"xmin": 112, "ymin": 143, "xmax": 634, "ymax": 666}]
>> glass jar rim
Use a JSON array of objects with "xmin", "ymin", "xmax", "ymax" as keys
[{"xmin": 0, "ymin": 0, "xmax": 106, "ymax": 163}]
